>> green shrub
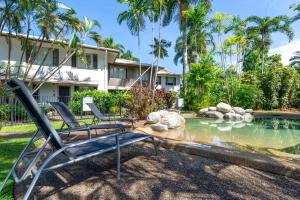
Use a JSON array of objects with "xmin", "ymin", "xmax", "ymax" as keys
[
  {"xmin": 69, "ymin": 90, "xmax": 114, "ymax": 115},
  {"xmin": 232, "ymin": 84, "xmax": 257, "ymax": 109},
  {"xmin": 69, "ymin": 90, "xmax": 131, "ymax": 115}
]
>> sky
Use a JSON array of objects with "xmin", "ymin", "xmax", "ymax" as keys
[{"xmin": 60, "ymin": 0, "xmax": 300, "ymax": 73}]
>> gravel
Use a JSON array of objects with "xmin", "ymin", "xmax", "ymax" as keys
[{"xmin": 15, "ymin": 143, "xmax": 300, "ymax": 200}]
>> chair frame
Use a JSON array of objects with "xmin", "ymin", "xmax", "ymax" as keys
[{"xmin": 0, "ymin": 78, "xmax": 157, "ymax": 200}]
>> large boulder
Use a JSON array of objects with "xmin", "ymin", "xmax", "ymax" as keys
[
  {"xmin": 160, "ymin": 112, "xmax": 183, "ymax": 129},
  {"xmin": 208, "ymin": 107, "xmax": 217, "ymax": 111},
  {"xmin": 146, "ymin": 112, "xmax": 161, "ymax": 124},
  {"xmin": 216, "ymin": 103, "xmax": 232, "ymax": 113},
  {"xmin": 233, "ymin": 107, "xmax": 246, "ymax": 115},
  {"xmin": 244, "ymin": 113, "xmax": 254, "ymax": 123},
  {"xmin": 224, "ymin": 113, "xmax": 244, "ymax": 121},
  {"xmin": 199, "ymin": 108, "xmax": 209, "ymax": 115},
  {"xmin": 205, "ymin": 111, "xmax": 224, "ymax": 119},
  {"xmin": 151, "ymin": 123, "xmax": 168, "ymax": 132},
  {"xmin": 245, "ymin": 109, "xmax": 254, "ymax": 114}
]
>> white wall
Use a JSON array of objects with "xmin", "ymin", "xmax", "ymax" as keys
[
  {"xmin": 158, "ymin": 75, "xmax": 180, "ymax": 93},
  {"xmin": 0, "ymin": 36, "xmax": 114, "ymax": 92}
]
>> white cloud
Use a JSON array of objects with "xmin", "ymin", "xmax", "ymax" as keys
[{"xmin": 269, "ymin": 40, "xmax": 300, "ymax": 65}]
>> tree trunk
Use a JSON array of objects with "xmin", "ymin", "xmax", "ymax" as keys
[
  {"xmin": 138, "ymin": 25, "xmax": 142, "ymax": 86},
  {"xmin": 153, "ymin": 0, "xmax": 163, "ymax": 90},
  {"xmin": 149, "ymin": 12, "xmax": 155, "ymax": 89},
  {"xmin": 179, "ymin": 0, "xmax": 188, "ymax": 93}
]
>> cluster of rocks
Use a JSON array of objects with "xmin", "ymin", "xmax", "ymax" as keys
[
  {"xmin": 146, "ymin": 110, "xmax": 185, "ymax": 132},
  {"xmin": 199, "ymin": 102, "xmax": 254, "ymax": 122}
]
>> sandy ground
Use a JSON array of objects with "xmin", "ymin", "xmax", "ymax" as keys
[{"xmin": 15, "ymin": 142, "xmax": 300, "ymax": 200}]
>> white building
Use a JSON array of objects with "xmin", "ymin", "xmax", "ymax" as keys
[{"xmin": 0, "ymin": 33, "xmax": 180, "ymax": 101}]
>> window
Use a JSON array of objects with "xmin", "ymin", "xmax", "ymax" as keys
[
  {"xmin": 142, "ymin": 70, "xmax": 150, "ymax": 81},
  {"xmin": 93, "ymin": 54, "xmax": 98, "ymax": 69},
  {"xmin": 110, "ymin": 66, "xmax": 126, "ymax": 79},
  {"xmin": 71, "ymin": 54, "xmax": 77, "ymax": 67},
  {"xmin": 34, "ymin": 47, "xmax": 53, "ymax": 66},
  {"xmin": 166, "ymin": 77, "xmax": 176, "ymax": 86},
  {"xmin": 86, "ymin": 54, "xmax": 92, "ymax": 68},
  {"xmin": 157, "ymin": 76, "xmax": 162, "ymax": 85},
  {"xmin": 53, "ymin": 49, "xmax": 59, "ymax": 66},
  {"xmin": 77, "ymin": 53, "xmax": 98, "ymax": 69}
]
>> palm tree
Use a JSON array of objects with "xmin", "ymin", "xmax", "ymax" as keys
[
  {"xmin": 150, "ymin": 37, "xmax": 171, "ymax": 85},
  {"xmin": 210, "ymin": 11, "xmax": 232, "ymax": 70},
  {"xmin": 246, "ymin": 15, "xmax": 294, "ymax": 74},
  {"xmin": 103, "ymin": 36, "xmax": 125, "ymax": 53},
  {"xmin": 183, "ymin": 1, "xmax": 211, "ymax": 60},
  {"xmin": 290, "ymin": 3, "xmax": 300, "ymax": 23},
  {"xmin": 163, "ymin": 0, "xmax": 212, "ymax": 90},
  {"xmin": 289, "ymin": 51, "xmax": 300, "ymax": 72},
  {"xmin": 120, "ymin": 50, "xmax": 139, "ymax": 61},
  {"xmin": 225, "ymin": 16, "xmax": 248, "ymax": 74},
  {"xmin": 150, "ymin": 37, "xmax": 171, "ymax": 58},
  {"xmin": 117, "ymin": 0, "xmax": 147, "ymax": 85}
]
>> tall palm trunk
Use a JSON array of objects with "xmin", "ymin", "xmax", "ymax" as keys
[
  {"xmin": 138, "ymin": 30, "xmax": 142, "ymax": 86},
  {"xmin": 153, "ymin": 0, "xmax": 163, "ymax": 88},
  {"xmin": 149, "ymin": 12, "xmax": 155, "ymax": 89},
  {"xmin": 179, "ymin": 0, "xmax": 189, "ymax": 94},
  {"xmin": 261, "ymin": 34, "xmax": 265, "ymax": 75}
]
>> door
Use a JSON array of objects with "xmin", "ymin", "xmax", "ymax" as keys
[{"xmin": 58, "ymin": 86, "xmax": 70, "ymax": 104}]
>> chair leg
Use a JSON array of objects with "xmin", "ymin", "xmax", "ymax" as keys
[
  {"xmin": 116, "ymin": 135, "xmax": 121, "ymax": 179},
  {"xmin": 151, "ymin": 137, "xmax": 158, "ymax": 156}
]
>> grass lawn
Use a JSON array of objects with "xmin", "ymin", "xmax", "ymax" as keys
[
  {"xmin": 0, "ymin": 119, "xmax": 93, "ymax": 134},
  {"xmin": 0, "ymin": 137, "xmax": 30, "ymax": 200},
  {"xmin": 0, "ymin": 118, "xmax": 93, "ymax": 199}
]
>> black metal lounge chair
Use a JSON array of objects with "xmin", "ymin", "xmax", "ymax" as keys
[
  {"xmin": 86, "ymin": 102, "xmax": 135, "ymax": 128},
  {"xmin": 0, "ymin": 78, "xmax": 157, "ymax": 200},
  {"xmin": 50, "ymin": 101, "xmax": 125, "ymax": 138}
]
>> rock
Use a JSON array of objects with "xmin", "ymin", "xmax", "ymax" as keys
[
  {"xmin": 146, "ymin": 112, "xmax": 161, "ymax": 124},
  {"xmin": 233, "ymin": 107, "xmax": 246, "ymax": 115},
  {"xmin": 199, "ymin": 108, "xmax": 209, "ymax": 114},
  {"xmin": 160, "ymin": 111, "xmax": 184, "ymax": 129},
  {"xmin": 158, "ymin": 110, "xmax": 169, "ymax": 117},
  {"xmin": 216, "ymin": 102, "xmax": 232, "ymax": 113},
  {"xmin": 217, "ymin": 125, "xmax": 232, "ymax": 132},
  {"xmin": 208, "ymin": 107, "xmax": 217, "ymax": 111},
  {"xmin": 244, "ymin": 113, "xmax": 254, "ymax": 123},
  {"xmin": 150, "ymin": 123, "xmax": 168, "ymax": 132},
  {"xmin": 233, "ymin": 122, "xmax": 246, "ymax": 129},
  {"xmin": 245, "ymin": 109, "xmax": 254, "ymax": 114},
  {"xmin": 205, "ymin": 111, "xmax": 224, "ymax": 119},
  {"xmin": 224, "ymin": 113, "xmax": 244, "ymax": 121}
]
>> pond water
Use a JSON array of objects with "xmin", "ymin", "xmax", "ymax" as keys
[{"xmin": 164, "ymin": 118, "xmax": 300, "ymax": 159}]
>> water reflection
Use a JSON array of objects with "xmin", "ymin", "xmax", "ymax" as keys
[{"xmin": 181, "ymin": 118, "xmax": 300, "ymax": 158}]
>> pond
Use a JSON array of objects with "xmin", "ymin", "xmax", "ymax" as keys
[{"xmin": 163, "ymin": 118, "xmax": 300, "ymax": 159}]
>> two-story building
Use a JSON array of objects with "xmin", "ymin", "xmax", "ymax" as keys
[
  {"xmin": 0, "ymin": 33, "xmax": 180, "ymax": 102},
  {"xmin": 108, "ymin": 58, "xmax": 181, "ymax": 93}
]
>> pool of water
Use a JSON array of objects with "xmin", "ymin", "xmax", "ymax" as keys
[{"xmin": 164, "ymin": 118, "xmax": 300, "ymax": 159}]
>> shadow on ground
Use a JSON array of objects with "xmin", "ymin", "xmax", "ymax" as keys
[{"xmin": 14, "ymin": 142, "xmax": 300, "ymax": 200}]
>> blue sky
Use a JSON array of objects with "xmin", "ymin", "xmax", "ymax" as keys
[{"xmin": 61, "ymin": 0, "xmax": 300, "ymax": 73}]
